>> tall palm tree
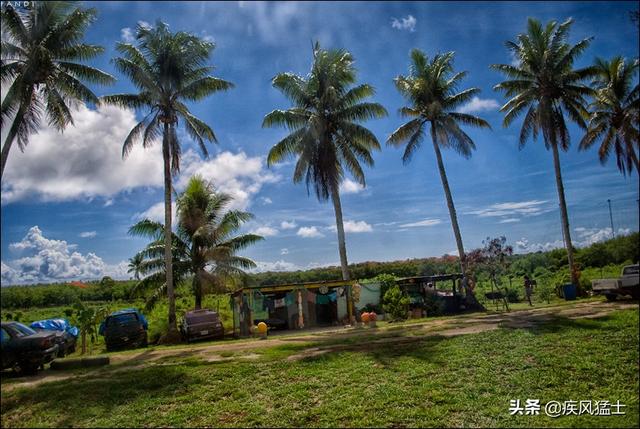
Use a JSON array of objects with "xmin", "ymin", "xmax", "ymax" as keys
[
  {"xmin": 579, "ymin": 57, "xmax": 639, "ymax": 175},
  {"xmin": 127, "ymin": 253, "xmax": 144, "ymax": 280},
  {"xmin": 263, "ymin": 42, "xmax": 387, "ymax": 291},
  {"xmin": 0, "ymin": 1, "xmax": 114, "ymax": 180},
  {"xmin": 103, "ymin": 21, "xmax": 233, "ymax": 338},
  {"xmin": 492, "ymin": 18, "xmax": 595, "ymax": 287},
  {"xmin": 388, "ymin": 49, "xmax": 490, "ymax": 306},
  {"xmin": 129, "ymin": 176, "xmax": 263, "ymax": 311}
]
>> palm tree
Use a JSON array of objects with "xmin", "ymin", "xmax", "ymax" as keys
[
  {"xmin": 127, "ymin": 253, "xmax": 144, "ymax": 280},
  {"xmin": 579, "ymin": 57, "xmax": 639, "ymax": 175},
  {"xmin": 103, "ymin": 22, "xmax": 233, "ymax": 338},
  {"xmin": 388, "ymin": 49, "xmax": 490, "ymax": 306},
  {"xmin": 263, "ymin": 42, "xmax": 387, "ymax": 295},
  {"xmin": 0, "ymin": 1, "xmax": 114, "ymax": 180},
  {"xmin": 129, "ymin": 176, "xmax": 263, "ymax": 311},
  {"xmin": 492, "ymin": 18, "xmax": 595, "ymax": 287}
]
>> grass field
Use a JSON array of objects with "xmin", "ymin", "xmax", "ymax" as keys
[{"xmin": 1, "ymin": 306, "xmax": 637, "ymax": 428}]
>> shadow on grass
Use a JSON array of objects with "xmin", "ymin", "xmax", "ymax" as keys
[{"xmin": 1, "ymin": 364, "xmax": 197, "ymax": 428}]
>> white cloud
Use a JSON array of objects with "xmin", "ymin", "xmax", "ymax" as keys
[
  {"xmin": 514, "ymin": 227, "xmax": 633, "ymax": 254},
  {"xmin": 329, "ymin": 220, "xmax": 373, "ymax": 233},
  {"xmin": 135, "ymin": 201, "xmax": 177, "ymax": 226},
  {"xmin": 499, "ymin": 218, "xmax": 520, "ymax": 224},
  {"xmin": 103, "ymin": 199, "xmax": 114, "ymax": 207},
  {"xmin": 391, "ymin": 15, "xmax": 416, "ymax": 32},
  {"xmin": 260, "ymin": 197, "xmax": 273, "ymax": 205},
  {"xmin": 252, "ymin": 259, "xmax": 300, "ymax": 272},
  {"xmin": 340, "ymin": 178, "xmax": 365, "ymax": 195},
  {"xmin": 251, "ymin": 226, "xmax": 279, "ymax": 237},
  {"xmin": 458, "ymin": 97, "xmax": 500, "ymax": 114},
  {"xmin": 2, "ymin": 226, "xmax": 127, "ymax": 285},
  {"xmin": 120, "ymin": 27, "xmax": 134, "ymax": 43},
  {"xmin": 280, "ymin": 220, "xmax": 297, "ymax": 230},
  {"xmin": 175, "ymin": 150, "xmax": 280, "ymax": 211},
  {"xmin": 79, "ymin": 231, "xmax": 97, "ymax": 238},
  {"xmin": 280, "ymin": 248, "xmax": 289, "ymax": 255},
  {"xmin": 2, "ymin": 104, "xmax": 164, "ymax": 204},
  {"xmin": 297, "ymin": 226, "xmax": 324, "ymax": 238},
  {"xmin": 239, "ymin": 2, "xmax": 306, "ymax": 44},
  {"xmin": 466, "ymin": 200, "xmax": 549, "ymax": 218},
  {"xmin": 399, "ymin": 218, "xmax": 442, "ymax": 228}
]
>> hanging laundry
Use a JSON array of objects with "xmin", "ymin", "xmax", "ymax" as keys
[
  {"xmin": 316, "ymin": 294, "xmax": 330, "ymax": 305},
  {"xmin": 328, "ymin": 291, "xmax": 337, "ymax": 302},
  {"xmin": 285, "ymin": 293, "xmax": 296, "ymax": 306},
  {"xmin": 274, "ymin": 297, "xmax": 286, "ymax": 308}
]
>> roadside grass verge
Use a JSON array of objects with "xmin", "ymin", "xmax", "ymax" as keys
[{"xmin": 1, "ymin": 308, "xmax": 638, "ymax": 428}]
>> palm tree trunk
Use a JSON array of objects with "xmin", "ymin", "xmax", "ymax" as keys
[
  {"xmin": 193, "ymin": 274, "xmax": 202, "ymax": 310},
  {"xmin": 162, "ymin": 123, "xmax": 178, "ymax": 336},
  {"xmin": 431, "ymin": 127, "xmax": 466, "ymax": 274},
  {"xmin": 330, "ymin": 184, "xmax": 350, "ymax": 281},
  {"xmin": 551, "ymin": 142, "xmax": 579, "ymax": 286},
  {"xmin": 330, "ymin": 183, "xmax": 354, "ymax": 323},
  {"xmin": 0, "ymin": 104, "xmax": 26, "ymax": 182}
]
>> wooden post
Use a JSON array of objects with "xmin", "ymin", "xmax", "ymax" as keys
[{"xmin": 297, "ymin": 290, "xmax": 304, "ymax": 329}]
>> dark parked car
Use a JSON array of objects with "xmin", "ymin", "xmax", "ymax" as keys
[
  {"xmin": 99, "ymin": 309, "xmax": 148, "ymax": 351},
  {"xmin": 30, "ymin": 319, "xmax": 79, "ymax": 357},
  {"xmin": 180, "ymin": 309, "xmax": 224, "ymax": 342},
  {"xmin": 1, "ymin": 322, "xmax": 59, "ymax": 374}
]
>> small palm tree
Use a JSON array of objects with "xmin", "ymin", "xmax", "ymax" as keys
[
  {"xmin": 388, "ymin": 49, "xmax": 490, "ymax": 306},
  {"xmin": 127, "ymin": 253, "xmax": 144, "ymax": 280},
  {"xmin": 130, "ymin": 176, "xmax": 263, "ymax": 311},
  {"xmin": 263, "ymin": 42, "xmax": 387, "ymax": 289},
  {"xmin": 103, "ymin": 22, "xmax": 233, "ymax": 338},
  {"xmin": 0, "ymin": 1, "xmax": 114, "ymax": 180},
  {"xmin": 579, "ymin": 57, "xmax": 639, "ymax": 175},
  {"xmin": 492, "ymin": 18, "xmax": 595, "ymax": 287}
]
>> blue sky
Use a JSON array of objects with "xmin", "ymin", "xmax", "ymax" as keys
[{"xmin": 1, "ymin": 1, "xmax": 638, "ymax": 284}]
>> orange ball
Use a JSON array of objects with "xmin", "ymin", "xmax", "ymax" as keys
[
  {"xmin": 361, "ymin": 312, "xmax": 370, "ymax": 323},
  {"xmin": 369, "ymin": 312, "xmax": 377, "ymax": 321}
]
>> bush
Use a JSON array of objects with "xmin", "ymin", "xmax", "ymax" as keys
[
  {"xmin": 536, "ymin": 281, "xmax": 554, "ymax": 304},
  {"xmin": 374, "ymin": 274, "xmax": 397, "ymax": 303},
  {"xmin": 423, "ymin": 294, "xmax": 446, "ymax": 317},
  {"xmin": 382, "ymin": 285, "xmax": 410, "ymax": 322},
  {"xmin": 505, "ymin": 288, "xmax": 520, "ymax": 303}
]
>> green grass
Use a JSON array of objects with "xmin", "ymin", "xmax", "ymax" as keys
[{"xmin": 1, "ymin": 308, "xmax": 638, "ymax": 428}]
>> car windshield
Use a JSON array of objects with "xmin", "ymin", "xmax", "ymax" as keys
[
  {"xmin": 12, "ymin": 323, "xmax": 37, "ymax": 337},
  {"xmin": 107, "ymin": 313, "xmax": 138, "ymax": 326}
]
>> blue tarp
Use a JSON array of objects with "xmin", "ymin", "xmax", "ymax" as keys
[
  {"xmin": 30, "ymin": 318, "xmax": 80, "ymax": 338},
  {"xmin": 99, "ymin": 308, "xmax": 148, "ymax": 335}
]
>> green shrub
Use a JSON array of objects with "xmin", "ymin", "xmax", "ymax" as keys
[
  {"xmin": 536, "ymin": 281, "xmax": 554, "ymax": 304},
  {"xmin": 505, "ymin": 288, "xmax": 520, "ymax": 303},
  {"xmin": 383, "ymin": 285, "xmax": 410, "ymax": 321},
  {"xmin": 423, "ymin": 294, "xmax": 446, "ymax": 317}
]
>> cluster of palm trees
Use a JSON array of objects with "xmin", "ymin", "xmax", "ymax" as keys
[{"xmin": 2, "ymin": 3, "xmax": 638, "ymax": 336}]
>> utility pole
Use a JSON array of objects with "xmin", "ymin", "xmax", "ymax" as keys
[{"xmin": 607, "ymin": 199, "xmax": 615, "ymax": 238}]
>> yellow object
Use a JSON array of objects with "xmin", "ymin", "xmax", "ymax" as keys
[{"xmin": 257, "ymin": 322, "xmax": 268, "ymax": 334}]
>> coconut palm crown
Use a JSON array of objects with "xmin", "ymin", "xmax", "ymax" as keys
[{"xmin": 579, "ymin": 56, "xmax": 639, "ymax": 175}]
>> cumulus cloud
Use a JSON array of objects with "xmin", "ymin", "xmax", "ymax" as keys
[
  {"xmin": 514, "ymin": 227, "xmax": 633, "ymax": 254},
  {"xmin": 329, "ymin": 220, "xmax": 373, "ymax": 233},
  {"xmin": 120, "ymin": 27, "xmax": 134, "ymax": 43},
  {"xmin": 2, "ymin": 104, "xmax": 164, "ymax": 204},
  {"xmin": 340, "ymin": 178, "xmax": 365, "ymax": 195},
  {"xmin": 466, "ymin": 200, "xmax": 549, "ymax": 218},
  {"xmin": 2, "ymin": 226, "xmax": 128, "ymax": 285},
  {"xmin": 251, "ymin": 226, "xmax": 279, "ymax": 237},
  {"xmin": 252, "ymin": 259, "xmax": 300, "ymax": 272},
  {"xmin": 260, "ymin": 197, "xmax": 273, "ymax": 205},
  {"xmin": 458, "ymin": 97, "xmax": 500, "ymax": 114},
  {"xmin": 391, "ymin": 15, "xmax": 416, "ymax": 32},
  {"xmin": 280, "ymin": 220, "xmax": 297, "ymax": 230},
  {"xmin": 175, "ymin": 150, "xmax": 279, "ymax": 211},
  {"xmin": 399, "ymin": 218, "xmax": 442, "ymax": 228},
  {"xmin": 280, "ymin": 248, "xmax": 289, "ymax": 255},
  {"xmin": 79, "ymin": 231, "xmax": 97, "ymax": 238},
  {"xmin": 134, "ymin": 202, "xmax": 177, "ymax": 226},
  {"xmin": 297, "ymin": 226, "xmax": 324, "ymax": 238}
]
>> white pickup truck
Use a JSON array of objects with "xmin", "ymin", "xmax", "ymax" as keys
[{"xmin": 592, "ymin": 264, "xmax": 639, "ymax": 301}]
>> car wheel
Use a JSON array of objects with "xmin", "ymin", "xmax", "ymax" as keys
[
  {"xmin": 142, "ymin": 333, "xmax": 148, "ymax": 347},
  {"xmin": 605, "ymin": 294, "xmax": 617, "ymax": 302}
]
